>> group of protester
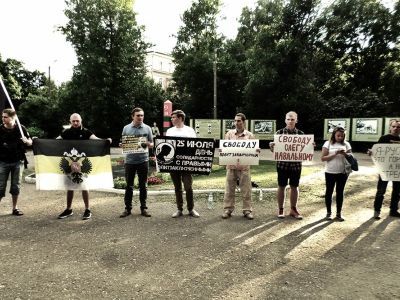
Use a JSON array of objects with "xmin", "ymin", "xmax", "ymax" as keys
[{"xmin": 0, "ymin": 107, "xmax": 399, "ymax": 222}]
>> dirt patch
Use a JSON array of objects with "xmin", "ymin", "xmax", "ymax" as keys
[{"xmin": 1, "ymin": 157, "xmax": 399, "ymax": 299}]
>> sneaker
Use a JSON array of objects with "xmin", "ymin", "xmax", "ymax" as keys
[
  {"xmin": 141, "ymin": 209, "xmax": 151, "ymax": 217},
  {"xmin": 243, "ymin": 212, "xmax": 254, "ymax": 220},
  {"xmin": 290, "ymin": 208, "xmax": 303, "ymax": 220},
  {"xmin": 12, "ymin": 208, "xmax": 24, "ymax": 216},
  {"xmin": 373, "ymin": 211, "xmax": 381, "ymax": 220},
  {"xmin": 325, "ymin": 213, "xmax": 332, "ymax": 220},
  {"xmin": 277, "ymin": 208, "xmax": 285, "ymax": 219},
  {"xmin": 389, "ymin": 211, "xmax": 400, "ymax": 218},
  {"xmin": 334, "ymin": 215, "xmax": 345, "ymax": 222},
  {"xmin": 120, "ymin": 210, "xmax": 131, "ymax": 218},
  {"xmin": 172, "ymin": 210, "xmax": 183, "ymax": 218},
  {"xmin": 58, "ymin": 209, "xmax": 73, "ymax": 219},
  {"xmin": 82, "ymin": 209, "xmax": 92, "ymax": 220},
  {"xmin": 189, "ymin": 209, "xmax": 200, "ymax": 218},
  {"xmin": 221, "ymin": 210, "xmax": 232, "ymax": 219}
]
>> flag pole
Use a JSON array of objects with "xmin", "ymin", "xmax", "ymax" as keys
[{"xmin": 0, "ymin": 77, "xmax": 25, "ymax": 137}]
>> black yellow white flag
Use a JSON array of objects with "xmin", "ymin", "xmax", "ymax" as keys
[{"xmin": 33, "ymin": 139, "xmax": 113, "ymax": 190}]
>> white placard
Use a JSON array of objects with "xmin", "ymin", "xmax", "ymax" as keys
[
  {"xmin": 219, "ymin": 139, "xmax": 259, "ymax": 165},
  {"xmin": 273, "ymin": 134, "xmax": 314, "ymax": 161},
  {"xmin": 371, "ymin": 144, "xmax": 400, "ymax": 181},
  {"xmin": 121, "ymin": 135, "xmax": 148, "ymax": 154}
]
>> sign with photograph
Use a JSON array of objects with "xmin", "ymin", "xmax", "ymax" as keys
[
  {"xmin": 154, "ymin": 136, "xmax": 215, "ymax": 174},
  {"xmin": 323, "ymin": 118, "xmax": 351, "ymax": 140},
  {"xmin": 273, "ymin": 134, "xmax": 314, "ymax": 161},
  {"xmin": 219, "ymin": 139, "xmax": 260, "ymax": 165},
  {"xmin": 371, "ymin": 144, "xmax": 400, "ymax": 181},
  {"xmin": 351, "ymin": 118, "xmax": 383, "ymax": 142},
  {"xmin": 251, "ymin": 120, "xmax": 276, "ymax": 140},
  {"xmin": 222, "ymin": 119, "xmax": 250, "ymax": 135},
  {"xmin": 121, "ymin": 135, "xmax": 148, "ymax": 154},
  {"xmin": 193, "ymin": 119, "xmax": 221, "ymax": 139}
]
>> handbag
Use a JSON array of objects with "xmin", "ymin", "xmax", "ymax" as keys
[
  {"xmin": 345, "ymin": 154, "xmax": 359, "ymax": 171},
  {"xmin": 344, "ymin": 158, "xmax": 352, "ymax": 175}
]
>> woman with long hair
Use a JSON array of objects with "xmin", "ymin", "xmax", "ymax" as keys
[{"xmin": 321, "ymin": 127, "xmax": 352, "ymax": 221}]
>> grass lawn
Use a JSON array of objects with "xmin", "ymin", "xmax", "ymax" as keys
[{"xmin": 146, "ymin": 159, "xmax": 321, "ymax": 190}]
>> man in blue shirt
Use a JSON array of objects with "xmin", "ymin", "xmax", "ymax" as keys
[{"xmin": 120, "ymin": 107, "xmax": 153, "ymax": 218}]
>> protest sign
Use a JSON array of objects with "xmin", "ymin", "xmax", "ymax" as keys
[
  {"xmin": 273, "ymin": 134, "xmax": 314, "ymax": 161},
  {"xmin": 121, "ymin": 135, "xmax": 148, "ymax": 154},
  {"xmin": 154, "ymin": 136, "xmax": 215, "ymax": 175},
  {"xmin": 371, "ymin": 144, "xmax": 400, "ymax": 181},
  {"xmin": 219, "ymin": 139, "xmax": 259, "ymax": 165}
]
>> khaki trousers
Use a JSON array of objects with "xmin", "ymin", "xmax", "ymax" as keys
[{"xmin": 223, "ymin": 168, "xmax": 252, "ymax": 213}]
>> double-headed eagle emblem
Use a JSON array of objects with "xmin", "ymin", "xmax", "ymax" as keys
[{"xmin": 59, "ymin": 148, "xmax": 92, "ymax": 184}]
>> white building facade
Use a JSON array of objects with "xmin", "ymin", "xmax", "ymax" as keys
[{"xmin": 146, "ymin": 51, "xmax": 174, "ymax": 90}]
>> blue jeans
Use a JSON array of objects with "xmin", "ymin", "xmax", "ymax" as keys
[
  {"xmin": 124, "ymin": 162, "xmax": 149, "ymax": 211},
  {"xmin": 0, "ymin": 161, "xmax": 23, "ymax": 198}
]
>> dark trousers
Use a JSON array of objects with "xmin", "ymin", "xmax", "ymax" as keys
[
  {"xmin": 374, "ymin": 176, "xmax": 400, "ymax": 213},
  {"xmin": 124, "ymin": 162, "xmax": 148, "ymax": 211},
  {"xmin": 325, "ymin": 172, "xmax": 348, "ymax": 215},
  {"xmin": 170, "ymin": 172, "xmax": 194, "ymax": 211}
]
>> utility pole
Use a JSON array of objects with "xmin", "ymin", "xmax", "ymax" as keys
[
  {"xmin": 213, "ymin": 48, "xmax": 217, "ymax": 119},
  {"xmin": 48, "ymin": 65, "xmax": 51, "ymax": 100}
]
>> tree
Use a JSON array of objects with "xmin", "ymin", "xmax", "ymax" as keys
[
  {"xmin": 238, "ymin": 0, "xmax": 322, "ymax": 130},
  {"xmin": 172, "ymin": 0, "xmax": 223, "ymax": 118},
  {"xmin": 317, "ymin": 0, "xmax": 400, "ymax": 117},
  {"xmin": 60, "ymin": 0, "xmax": 162, "ymax": 139}
]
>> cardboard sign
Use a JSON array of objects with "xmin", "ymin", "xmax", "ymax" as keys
[
  {"xmin": 154, "ymin": 136, "xmax": 215, "ymax": 174},
  {"xmin": 371, "ymin": 144, "xmax": 400, "ymax": 181},
  {"xmin": 273, "ymin": 134, "xmax": 314, "ymax": 161},
  {"xmin": 219, "ymin": 139, "xmax": 259, "ymax": 165},
  {"xmin": 121, "ymin": 135, "xmax": 148, "ymax": 154}
]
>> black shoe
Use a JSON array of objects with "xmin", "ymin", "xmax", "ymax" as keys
[
  {"xmin": 120, "ymin": 210, "xmax": 131, "ymax": 218},
  {"xmin": 389, "ymin": 211, "xmax": 400, "ymax": 218},
  {"xmin": 141, "ymin": 209, "xmax": 151, "ymax": 217},
  {"xmin": 58, "ymin": 209, "xmax": 73, "ymax": 219},
  {"xmin": 12, "ymin": 209, "xmax": 24, "ymax": 216},
  {"xmin": 82, "ymin": 209, "xmax": 92, "ymax": 220},
  {"xmin": 334, "ymin": 215, "xmax": 345, "ymax": 222},
  {"xmin": 373, "ymin": 211, "xmax": 381, "ymax": 220}
]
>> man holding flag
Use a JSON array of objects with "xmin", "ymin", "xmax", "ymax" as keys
[
  {"xmin": 0, "ymin": 108, "xmax": 32, "ymax": 216},
  {"xmin": 57, "ymin": 113, "xmax": 112, "ymax": 220}
]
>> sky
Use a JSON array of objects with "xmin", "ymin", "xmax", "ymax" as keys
[{"xmin": 0, "ymin": 0, "xmax": 257, "ymax": 85}]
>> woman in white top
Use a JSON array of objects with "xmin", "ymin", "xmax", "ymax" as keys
[{"xmin": 321, "ymin": 127, "xmax": 352, "ymax": 221}]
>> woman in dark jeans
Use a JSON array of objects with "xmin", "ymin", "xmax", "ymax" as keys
[{"xmin": 321, "ymin": 127, "xmax": 352, "ymax": 221}]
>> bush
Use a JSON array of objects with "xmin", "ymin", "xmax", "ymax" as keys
[
  {"xmin": 27, "ymin": 126, "xmax": 45, "ymax": 138},
  {"xmin": 113, "ymin": 174, "xmax": 165, "ymax": 189}
]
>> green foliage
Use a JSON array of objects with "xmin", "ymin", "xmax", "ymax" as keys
[
  {"xmin": 59, "ymin": 0, "xmax": 164, "ymax": 140},
  {"xmin": 172, "ymin": 0, "xmax": 223, "ymax": 118},
  {"xmin": 26, "ymin": 126, "xmax": 45, "ymax": 138},
  {"xmin": 171, "ymin": 0, "xmax": 400, "ymax": 136}
]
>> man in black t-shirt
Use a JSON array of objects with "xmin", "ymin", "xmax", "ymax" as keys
[
  {"xmin": 0, "ymin": 108, "xmax": 32, "ymax": 216},
  {"xmin": 57, "ymin": 113, "xmax": 111, "ymax": 220},
  {"xmin": 370, "ymin": 119, "xmax": 400, "ymax": 220}
]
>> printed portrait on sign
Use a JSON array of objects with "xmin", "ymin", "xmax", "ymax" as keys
[{"xmin": 155, "ymin": 141, "xmax": 175, "ymax": 164}]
